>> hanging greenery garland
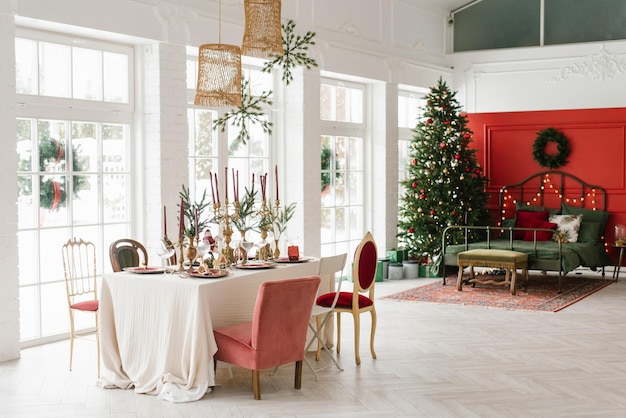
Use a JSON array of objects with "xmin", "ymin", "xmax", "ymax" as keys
[
  {"xmin": 532, "ymin": 127, "xmax": 570, "ymax": 169},
  {"xmin": 18, "ymin": 136, "xmax": 87, "ymax": 211}
]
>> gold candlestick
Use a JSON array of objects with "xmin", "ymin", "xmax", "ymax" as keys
[
  {"xmin": 177, "ymin": 235, "xmax": 185, "ymax": 271},
  {"xmin": 186, "ymin": 236, "xmax": 197, "ymax": 266},
  {"xmin": 273, "ymin": 199, "xmax": 281, "ymax": 259}
]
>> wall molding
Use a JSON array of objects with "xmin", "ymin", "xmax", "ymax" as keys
[{"xmin": 548, "ymin": 46, "xmax": 626, "ymax": 83}]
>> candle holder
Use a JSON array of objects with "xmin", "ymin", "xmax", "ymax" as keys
[
  {"xmin": 257, "ymin": 199, "xmax": 272, "ymax": 260},
  {"xmin": 215, "ymin": 199, "xmax": 237, "ymax": 266},
  {"xmin": 177, "ymin": 235, "xmax": 185, "ymax": 271},
  {"xmin": 273, "ymin": 199, "xmax": 281, "ymax": 259},
  {"xmin": 186, "ymin": 236, "xmax": 198, "ymax": 266}
]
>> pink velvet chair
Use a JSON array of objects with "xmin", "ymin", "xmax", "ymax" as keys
[
  {"xmin": 316, "ymin": 231, "xmax": 378, "ymax": 365},
  {"xmin": 213, "ymin": 276, "xmax": 321, "ymax": 400}
]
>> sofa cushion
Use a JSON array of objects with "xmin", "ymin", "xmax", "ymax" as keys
[
  {"xmin": 514, "ymin": 210, "xmax": 549, "ymax": 240},
  {"xmin": 523, "ymin": 219, "xmax": 557, "ymax": 242},
  {"xmin": 549, "ymin": 214, "xmax": 583, "ymax": 243}
]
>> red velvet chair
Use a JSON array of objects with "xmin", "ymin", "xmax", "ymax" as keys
[
  {"xmin": 213, "ymin": 276, "xmax": 321, "ymax": 400},
  {"xmin": 316, "ymin": 231, "xmax": 378, "ymax": 365}
]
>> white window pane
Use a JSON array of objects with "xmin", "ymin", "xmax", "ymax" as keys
[
  {"xmin": 39, "ymin": 42, "xmax": 71, "ymax": 97},
  {"xmin": 350, "ymin": 88, "xmax": 363, "ymax": 123},
  {"xmin": 19, "ymin": 286, "xmax": 39, "ymax": 341},
  {"xmin": 73, "ymin": 47, "xmax": 103, "ymax": 101},
  {"xmin": 104, "ymin": 52, "xmax": 129, "ymax": 103},
  {"xmin": 15, "ymin": 38, "xmax": 38, "ymax": 94},
  {"xmin": 320, "ymin": 84, "xmax": 334, "ymax": 120},
  {"xmin": 39, "ymin": 229, "xmax": 69, "ymax": 284},
  {"xmin": 40, "ymin": 282, "xmax": 69, "ymax": 337},
  {"xmin": 104, "ymin": 174, "xmax": 129, "ymax": 222},
  {"xmin": 18, "ymin": 231, "xmax": 37, "ymax": 286},
  {"xmin": 187, "ymin": 58, "xmax": 197, "ymax": 90},
  {"xmin": 73, "ymin": 174, "xmax": 99, "ymax": 224}
]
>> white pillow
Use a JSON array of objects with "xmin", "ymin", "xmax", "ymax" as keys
[{"xmin": 548, "ymin": 214, "xmax": 583, "ymax": 243}]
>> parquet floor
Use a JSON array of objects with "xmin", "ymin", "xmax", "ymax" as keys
[{"xmin": 2, "ymin": 269, "xmax": 626, "ymax": 417}]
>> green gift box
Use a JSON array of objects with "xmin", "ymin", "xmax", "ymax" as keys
[
  {"xmin": 419, "ymin": 264, "xmax": 442, "ymax": 278},
  {"xmin": 386, "ymin": 249, "xmax": 408, "ymax": 264}
]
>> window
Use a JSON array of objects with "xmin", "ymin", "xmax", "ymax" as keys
[
  {"xmin": 15, "ymin": 29, "xmax": 134, "ymax": 345},
  {"xmin": 187, "ymin": 51, "xmax": 274, "ymax": 244},
  {"xmin": 320, "ymin": 79, "xmax": 366, "ymax": 259},
  {"xmin": 398, "ymin": 88, "xmax": 427, "ymax": 204}
]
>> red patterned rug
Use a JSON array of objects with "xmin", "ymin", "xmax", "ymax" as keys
[{"xmin": 382, "ymin": 273, "xmax": 615, "ymax": 312}]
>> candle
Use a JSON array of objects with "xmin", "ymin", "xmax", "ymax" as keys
[
  {"xmin": 209, "ymin": 172, "xmax": 216, "ymax": 204},
  {"xmin": 225, "ymin": 167, "xmax": 228, "ymax": 201},
  {"xmin": 275, "ymin": 165, "xmax": 279, "ymax": 201},
  {"xmin": 179, "ymin": 198, "xmax": 184, "ymax": 239},
  {"xmin": 260, "ymin": 173, "xmax": 266, "ymax": 200},
  {"xmin": 195, "ymin": 208, "xmax": 199, "ymax": 240},
  {"xmin": 232, "ymin": 168, "xmax": 237, "ymax": 202},
  {"xmin": 215, "ymin": 176, "xmax": 220, "ymax": 204},
  {"xmin": 163, "ymin": 205, "xmax": 167, "ymax": 237},
  {"xmin": 252, "ymin": 173, "xmax": 255, "ymax": 192},
  {"xmin": 236, "ymin": 170, "xmax": 239, "ymax": 201}
]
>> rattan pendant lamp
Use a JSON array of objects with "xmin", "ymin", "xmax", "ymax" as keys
[
  {"xmin": 194, "ymin": 0, "xmax": 242, "ymax": 107},
  {"xmin": 241, "ymin": 0, "xmax": 283, "ymax": 58}
]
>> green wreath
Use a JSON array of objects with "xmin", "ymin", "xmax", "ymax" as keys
[
  {"xmin": 532, "ymin": 128, "xmax": 570, "ymax": 169},
  {"xmin": 18, "ymin": 136, "xmax": 87, "ymax": 211}
]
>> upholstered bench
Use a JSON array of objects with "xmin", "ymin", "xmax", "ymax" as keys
[{"xmin": 457, "ymin": 249, "xmax": 528, "ymax": 295}]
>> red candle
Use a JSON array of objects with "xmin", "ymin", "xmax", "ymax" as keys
[
  {"xmin": 232, "ymin": 168, "xmax": 237, "ymax": 202},
  {"xmin": 251, "ymin": 173, "xmax": 255, "ymax": 192},
  {"xmin": 163, "ymin": 205, "xmax": 167, "ymax": 237},
  {"xmin": 179, "ymin": 198, "xmax": 184, "ymax": 239},
  {"xmin": 236, "ymin": 170, "xmax": 239, "ymax": 201},
  {"xmin": 275, "ymin": 165, "xmax": 279, "ymax": 201},
  {"xmin": 195, "ymin": 208, "xmax": 199, "ymax": 240},
  {"xmin": 209, "ymin": 172, "xmax": 216, "ymax": 204},
  {"xmin": 225, "ymin": 167, "xmax": 228, "ymax": 201},
  {"xmin": 215, "ymin": 176, "xmax": 220, "ymax": 204}
]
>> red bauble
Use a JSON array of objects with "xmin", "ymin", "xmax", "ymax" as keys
[
  {"xmin": 426, "ymin": 118, "xmax": 433, "ymax": 124},
  {"xmin": 430, "ymin": 209, "xmax": 436, "ymax": 215},
  {"xmin": 408, "ymin": 227, "xmax": 414, "ymax": 234},
  {"xmin": 454, "ymin": 154, "xmax": 461, "ymax": 160},
  {"xmin": 464, "ymin": 133, "xmax": 471, "ymax": 139},
  {"xmin": 451, "ymin": 210, "xmax": 457, "ymax": 216},
  {"xmin": 420, "ymin": 194, "xmax": 425, "ymax": 199},
  {"xmin": 444, "ymin": 120, "xmax": 451, "ymax": 125},
  {"xmin": 465, "ymin": 167, "xmax": 471, "ymax": 172},
  {"xmin": 440, "ymin": 142, "xmax": 446, "ymax": 148},
  {"xmin": 475, "ymin": 168, "xmax": 481, "ymax": 174},
  {"xmin": 411, "ymin": 158, "xmax": 417, "ymax": 165},
  {"xmin": 412, "ymin": 182, "xmax": 417, "ymax": 188}
]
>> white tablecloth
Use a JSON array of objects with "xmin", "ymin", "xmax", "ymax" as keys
[{"xmin": 99, "ymin": 260, "xmax": 319, "ymax": 402}]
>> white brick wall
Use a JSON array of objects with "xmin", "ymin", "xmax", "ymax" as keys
[{"xmin": 0, "ymin": 12, "xmax": 21, "ymax": 362}]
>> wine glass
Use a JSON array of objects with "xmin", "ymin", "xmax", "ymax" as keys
[
  {"xmin": 241, "ymin": 237, "xmax": 254, "ymax": 265},
  {"xmin": 155, "ymin": 241, "xmax": 176, "ymax": 272}
]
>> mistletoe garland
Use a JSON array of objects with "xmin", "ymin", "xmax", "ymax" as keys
[
  {"xmin": 261, "ymin": 19, "xmax": 318, "ymax": 85},
  {"xmin": 212, "ymin": 77, "xmax": 273, "ymax": 147},
  {"xmin": 211, "ymin": 20, "xmax": 317, "ymax": 145},
  {"xmin": 532, "ymin": 127, "xmax": 570, "ymax": 169}
]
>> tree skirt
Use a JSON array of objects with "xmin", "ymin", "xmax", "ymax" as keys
[{"xmin": 382, "ymin": 274, "xmax": 614, "ymax": 312}]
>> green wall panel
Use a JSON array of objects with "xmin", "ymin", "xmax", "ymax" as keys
[
  {"xmin": 545, "ymin": 0, "xmax": 626, "ymax": 45},
  {"xmin": 453, "ymin": 0, "xmax": 541, "ymax": 52}
]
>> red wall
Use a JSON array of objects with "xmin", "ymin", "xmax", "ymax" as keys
[{"xmin": 466, "ymin": 107, "xmax": 626, "ymax": 260}]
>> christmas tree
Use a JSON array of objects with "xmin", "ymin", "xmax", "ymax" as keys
[{"xmin": 397, "ymin": 78, "xmax": 490, "ymax": 264}]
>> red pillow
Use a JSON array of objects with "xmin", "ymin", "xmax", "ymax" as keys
[
  {"xmin": 523, "ymin": 219, "xmax": 557, "ymax": 241},
  {"xmin": 514, "ymin": 210, "xmax": 549, "ymax": 240}
]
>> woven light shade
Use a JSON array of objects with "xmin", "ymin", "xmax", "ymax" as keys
[
  {"xmin": 242, "ymin": 0, "xmax": 283, "ymax": 58},
  {"xmin": 194, "ymin": 43, "xmax": 242, "ymax": 107}
]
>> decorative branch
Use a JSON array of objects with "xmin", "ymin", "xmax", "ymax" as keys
[
  {"xmin": 212, "ymin": 77, "xmax": 273, "ymax": 146},
  {"xmin": 262, "ymin": 19, "xmax": 318, "ymax": 85}
]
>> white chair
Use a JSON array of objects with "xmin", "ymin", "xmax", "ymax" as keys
[{"xmin": 304, "ymin": 253, "xmax": 347, "ymax": 379}]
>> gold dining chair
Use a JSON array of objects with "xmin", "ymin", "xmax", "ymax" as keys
[
  {"xmin": 61, "ymin": 237, "xmax": 100, "ymax": 377},
  {"xmin": 316, "ymin": 231, "xmax": 378, "ymax": 365}
]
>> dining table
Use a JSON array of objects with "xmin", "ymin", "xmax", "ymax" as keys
[{"xmin": 98, "ymin": 258, "xmax": 322, "ymax": 403}]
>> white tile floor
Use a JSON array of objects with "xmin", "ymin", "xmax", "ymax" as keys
[{"xmin": 2, "ymin": 270, "xmax": 626, "ymax": 417}]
